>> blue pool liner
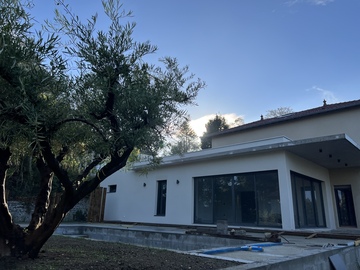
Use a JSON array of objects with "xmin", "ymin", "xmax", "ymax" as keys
[{"xmin": 202, "ymin": 242, "xmax": 283, "ymax": 255}]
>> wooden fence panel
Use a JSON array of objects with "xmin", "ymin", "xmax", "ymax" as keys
[{"xmin": 87, "ymin": 187, "xmax": 107, "ymax": 222}]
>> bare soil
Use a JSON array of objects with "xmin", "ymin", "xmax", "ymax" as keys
[{"xmin": 0, "ymin": 235, "xmax": 243, "ymax": 270}]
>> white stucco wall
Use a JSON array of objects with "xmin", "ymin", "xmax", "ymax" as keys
[
  {"xmin": 102, "ymin": 151, "xmax": 285, "ymax": 225},
  {"xmin": 100, "ymin": 103, "xmax": 360, "ymax": 231},
  {"xmin": 101, "ymin": 150, "xmax": 339, "ymax": 230}
]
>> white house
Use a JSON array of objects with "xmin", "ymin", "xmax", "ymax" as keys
[{"xmin": 101, "ymin": 99, "xmax": 360, "ymax": 231}]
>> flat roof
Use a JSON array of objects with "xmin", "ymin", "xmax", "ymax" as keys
[
  {"xmin": 285, "ymin": 134, "xmax": 360, "ymax": 169},
  {"xmin": 134, "ymin": 134, "xmax": 360, "ymax": 170}
]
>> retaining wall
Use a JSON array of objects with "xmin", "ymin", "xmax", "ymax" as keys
[
  {"xmin": 8, "ymin": 198, "xmax": 89, "ymax": 223},
  {"xmin": 55, "ymin": 224, "xmax": 250, "ymax": 251}
]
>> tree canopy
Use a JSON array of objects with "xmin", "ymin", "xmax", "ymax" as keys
[
  {"xmin": 201, "ymin": 114, "xmax": 229, "ymax": 149},
  {"xmin": 168, "ymin": 118, "xmax": 200, "ymax": 155},
  {"xmin": 0, "ymin": 0, "xmax": 204, "ymax": 258}
]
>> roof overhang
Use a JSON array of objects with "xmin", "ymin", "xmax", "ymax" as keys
[
  {"xmin": 133, "ymin": 134, "xmax": 360, "ymax": 170},
  {"xmin": 284, "ymin": 134, "xmax": 360, "ymax": 169}
]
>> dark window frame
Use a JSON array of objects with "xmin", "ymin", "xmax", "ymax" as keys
[
  {"xmin": 291, "ymin": 171, "xmax": 326, "ymax": 228},
  {"xmin": 156, "ymin": 180, "xmax": 167, "ymax": 216},
  {"xmin": 108, "ymin": 185, "xmax": 117, "ymax": 193}
]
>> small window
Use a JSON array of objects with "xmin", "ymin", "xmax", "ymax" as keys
[
  {"xmin": 108, "ymin": 185, "xmax": 117, "ymax": 193},
  {"xmin": 156, "ymin": 180, "xmax": 167, "ymax": 216}
]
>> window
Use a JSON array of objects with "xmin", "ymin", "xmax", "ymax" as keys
[
  {"xmin": 194, "ymin": 170, "xmax": 281, "ymax": 227},
  {"xmin": 108, "ymin": 185, "xmax": 117, "ymax": 193},
  {"xmin": 291, "ymin": 172, "xmax": 326, "ymax": 228},
  {"xmin": 156, "ymin": 180, "xmax": 167, "ymax": 216}
]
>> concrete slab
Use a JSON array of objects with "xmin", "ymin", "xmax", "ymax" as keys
[{"xmin": 195, "ymin": 233, "xmax": 360, "ymax": 269}]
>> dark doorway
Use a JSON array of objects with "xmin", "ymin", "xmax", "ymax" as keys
[{"xmin": 334, "ymin": 185, "xmax": 357, "ymax": 227}]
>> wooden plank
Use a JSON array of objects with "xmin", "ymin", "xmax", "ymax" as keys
[
  {"xmin": 100, "ymin": 187, "xmax": 106, "ymax": 221},
  {"xmin": 305, "ymin": 233, "xmax": 317, "ymax": 239},
  {"xmin": 87, "ymin": 187, "xmax": 106, "ymax": 222}
]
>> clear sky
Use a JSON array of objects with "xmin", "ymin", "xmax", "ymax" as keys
[{"xmin": 30, "ymin": 0, "xmax": 360, "ymax": 136}]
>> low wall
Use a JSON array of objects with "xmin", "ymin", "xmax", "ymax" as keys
[
  {"xmin": 8, "ymin": 198, "xmax": 89, "ymax": 223},
  {"xmin": 55, "ymin": 225, "xmax": 250, "ymax": 251}
]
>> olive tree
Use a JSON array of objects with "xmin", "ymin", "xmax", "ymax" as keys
[{"xmin": 0, "ymin": 0, "xmax": 204, "ymax": 258}]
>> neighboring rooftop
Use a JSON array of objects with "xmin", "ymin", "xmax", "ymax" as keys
[{"xmin": 208, "ymin": 99, "xmax": 360, "ymax": 138}]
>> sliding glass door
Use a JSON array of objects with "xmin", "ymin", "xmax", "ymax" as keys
[
  {"xmin": 194, "ymin": 170, "xmax": 281, "ymax": 227},
  {"xmin": 291, "ymin": 172, "xmax": 326, "ymax": 228}
]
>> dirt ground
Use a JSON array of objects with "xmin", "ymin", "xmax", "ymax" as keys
[{"xmin": 0, "ymin": 235, "xmax": 243, "ymax": 270}]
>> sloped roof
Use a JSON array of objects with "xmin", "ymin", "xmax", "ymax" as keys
[{"xmin": 209, "ymin": 99, "xmax": 360, "ymax": 138}]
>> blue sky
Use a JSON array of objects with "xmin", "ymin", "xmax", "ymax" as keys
[{"xmin": 30, "ymin": 0, "xmax": 360, "ymax": 135}]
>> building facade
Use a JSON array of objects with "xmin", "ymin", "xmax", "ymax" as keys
[{"xmin": 101, "ymin": 100, "xmax": 360, "ymax": 231}]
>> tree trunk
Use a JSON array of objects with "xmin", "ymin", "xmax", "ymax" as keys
[
  {"xmin": 25, "ymin": 192, "xmax": 69, "ymax": 258},
  {"xmin": 27, "ymin": 157, "xmax": 54, "ymax": 232},
  {"xmin": 0, "ymin": 148, "xmax": 65, "ymax": 258},
  {"xmin": 0, "ymin": 191, "xmax": 70, "ymax": 258},
  {"xmin": 0, "ymin": 147, "xmax": 15, "ymax": 256},
  {"xmin": 0, "ymin": 146, "xmax": 134, "ymax": 258},
  {"xmin": 0, "ymin": 148, "xmax": 28, "ymax": 257}
]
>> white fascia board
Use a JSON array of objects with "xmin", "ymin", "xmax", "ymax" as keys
[{"xmin": 133, "ymin": 136, "xmax": 291, "ymax": 170}]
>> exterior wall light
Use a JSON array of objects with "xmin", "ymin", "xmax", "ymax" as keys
[
  {"xmin": 176, "ymin": 180, "xmax": 180, "ymax": 184},
  {"xmin": 143, "ymin": 183, "xmax": 146, "ymax": 187}
]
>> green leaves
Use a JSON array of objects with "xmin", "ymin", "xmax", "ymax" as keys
[
  {"xmin": 0, "ymin": 1, "xmax": 205, "ymax": 257},
  {"xmin": 1, "ymin": 0, "xmax": 204, "ymax": 190}
]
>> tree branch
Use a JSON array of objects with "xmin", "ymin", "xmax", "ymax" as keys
[
  {"xmin": 56, "ymin": 146, "xmax": 69, "ymax": 163},
  {"xmin": 27, "ymin": 157, "xmax": 53, "ymax": 232},
  {"xmin": 53, "ymin": 118, "xmax": 108, "ymax": 142},
  {"xmin": 104, "ymin": 92, "xmax": 120, "ymax": 132},
  {"xmin": 67, "ymin": 147, "xmax": 133, "ymax": 211},
  {"xmin": 40, "ymin": 141, "xmax": 73, "ymax": 194},
  {"xmin": 91, "ymin": 91, "xmax": 120, "ymax": 132},
  {"xmin": 75, "ymin": 155, "xmax": 104, "ymax": 184}
]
